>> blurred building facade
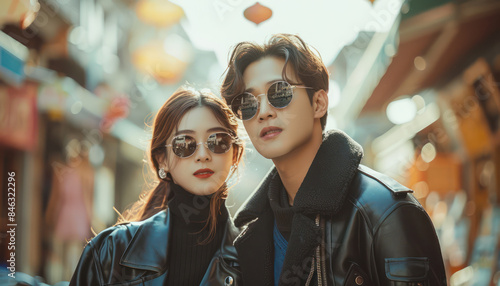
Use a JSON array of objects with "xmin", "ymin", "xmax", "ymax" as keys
[{"xmin": 339, "ymin": 0, "xmax": 500, "ymax": 284}]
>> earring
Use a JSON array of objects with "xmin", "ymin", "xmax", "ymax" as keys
[{"xmin": 159, "ymin": 168, "xmax": 167, "ymax": 179}]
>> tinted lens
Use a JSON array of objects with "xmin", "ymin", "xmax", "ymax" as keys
[
  {"xmin": 231, "ymin": 93, "xmax": 258, "ymax": 120},
  {"xmin": 171, "ymin": 135, "xmax": 197, "ymax": 158},
  {"xmin": 207, "ymin": 133, "xmax": 233, "ymax": 154},
  {"xmin": 268, "ymin": 81, "xmax": 293, "ymax": 108}
]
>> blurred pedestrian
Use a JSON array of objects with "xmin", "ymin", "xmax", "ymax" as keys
[
  {"xmin": 44, "ymin": 146, "xmax": 93, "ymax": 283},
  {"xmin": 222, "ymin": 34, "xmax": 447, "ymax": 286},
  {"xmin": 69, "ymin": 86, "xmax": 244, "ymax": 285}
]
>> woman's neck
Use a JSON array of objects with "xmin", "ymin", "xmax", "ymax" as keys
[{"xmin": 167, "ymin": 182, "xmax": 228, "ymax": 226}]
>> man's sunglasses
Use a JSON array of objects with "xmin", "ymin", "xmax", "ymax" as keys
[
  {"xmin": 230, "ymin": 81, "xmax": 314, "ymax": 120},
  {"xmin": 166, "ymin": 132, "xmax": 235, "ymax": 158}
]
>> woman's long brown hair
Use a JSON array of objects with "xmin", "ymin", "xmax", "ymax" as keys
[{"xmin": 116, "ymin": 86, "xmax": 244, "ymax": 243}]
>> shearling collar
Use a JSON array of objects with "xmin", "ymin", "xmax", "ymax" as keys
[{"xmin": 234, "ymin": 129, "xmax": 363, "ymax": 227}]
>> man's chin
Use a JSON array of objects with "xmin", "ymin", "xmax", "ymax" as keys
[{"xmin": 255, "ymin": 145, "xmax": 289, "ymax": 160}]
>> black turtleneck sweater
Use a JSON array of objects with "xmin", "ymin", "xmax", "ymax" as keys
[
  {"xmin": 166, "ymin": 183, "xmax": 228, "ymax": 286},
  {"xmin": 268, "ymin": 172, "xmax": 295, "ymax": 241}
]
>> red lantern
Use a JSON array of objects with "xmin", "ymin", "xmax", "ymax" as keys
[{"xmin": 244, "ymin": 2, "xmax": 272, "ymax": 25}]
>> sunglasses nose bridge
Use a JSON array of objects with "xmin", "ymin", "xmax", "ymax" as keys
[
  {"xmin": 255, "ymin": 92, "xmax": 278, "ymax": 119},
  {"xmin": 252, "ymin": 92, "xmax": 265, "ymax": 107},
  {"xmin": 201, "ymin": 141, "xmax": 210, "ymax": 151},
  {"xmin": 196, "ymin": 141, "xmax": 212, "ymax": 152},
  {"xmin": 193, "ymin": 141, "xmax": 212, "ymax": 160}
]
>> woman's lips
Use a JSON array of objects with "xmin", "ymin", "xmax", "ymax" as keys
[
  {"xmin": 260, "ymin": 126, "xmax": 282, "ymax": 140},
  {"xmin": 193, "ymin": 168, "xmax": 214, "ymax": 178}
]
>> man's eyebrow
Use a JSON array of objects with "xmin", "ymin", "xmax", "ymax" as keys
[{"xmin": 245, "ymin": 79, "xmax": 283, "ymax": 93}]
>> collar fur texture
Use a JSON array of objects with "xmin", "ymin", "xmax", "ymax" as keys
[{"xmin": 235, "ymin": 129, "xmax": 363, "ymax": 227}]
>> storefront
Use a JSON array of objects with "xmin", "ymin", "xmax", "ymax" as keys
[{"xmin": 352, "ymin": 1, "xmax": 500, "ymax": 283}]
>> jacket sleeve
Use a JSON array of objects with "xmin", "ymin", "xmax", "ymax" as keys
[
  {"xmin": 69, "ymin": 240, "xmax": 104, "ymax": 286},
  {"xmin": 373, "ymin": 203, "xmax": 447, "ymax": 285}
]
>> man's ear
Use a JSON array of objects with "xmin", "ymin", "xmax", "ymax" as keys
[{"xmin": 313, "ymin": 89, "xmax": 328, "ymax": 119}]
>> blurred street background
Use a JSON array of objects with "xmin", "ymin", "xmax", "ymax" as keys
[{"xmin": 0, "ymin": 0, "xmax": 499, "ymax": 285}]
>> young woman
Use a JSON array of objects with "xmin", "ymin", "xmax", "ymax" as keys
[{"xmin": 69, "ymin": 87, "xmax": 244, "ymax": 286}]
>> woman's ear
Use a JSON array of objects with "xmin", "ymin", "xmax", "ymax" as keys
[
  {"xmin": 313, "ymin": 90, "xmax": 328, "ymax": 119},
  {"xmin": 156, "ymin": 152, "xmax": 169, "ymax": 172},
  {"xmin": 160, "ymin": 164, "xmax": 169, "ymax": 173}
]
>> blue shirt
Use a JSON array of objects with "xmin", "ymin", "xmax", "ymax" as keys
[{"xmin": 273, "ymin": 220, "xmax": 288, "ymax": 286}]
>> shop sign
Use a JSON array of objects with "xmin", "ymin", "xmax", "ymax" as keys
[
  {"xmin": 0, "ymin": 83, "xmax": 38, "ymax": 150},
  {"xmin": 0, "ymin": 31, "xmax": 28, "ymax": 85}
]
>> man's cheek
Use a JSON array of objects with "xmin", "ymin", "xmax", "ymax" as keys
[{"xmin": 243, "ymin": 124, "xmax": 257, "ymax": 139}]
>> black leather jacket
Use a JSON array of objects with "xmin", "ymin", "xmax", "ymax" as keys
[
  {"xmin": 69, "ymin": 209, "xmax": 241, "ymax": 286},
  {"xmin": 233, "ymin": 130, "xmax": 447, "ymax": 286}
]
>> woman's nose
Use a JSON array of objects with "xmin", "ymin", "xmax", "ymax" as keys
[{"xmin": 194, "ymin": 143, "xmax": 211, "ymax": 162}]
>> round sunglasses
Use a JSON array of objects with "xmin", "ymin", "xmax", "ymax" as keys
[
  {"xmin": 230, "ymin": 81, "xmax": 314, "ymax": 120},
  {"xmin": 166, "ymin": 132, "xmax": 235, "ymax": 158}
]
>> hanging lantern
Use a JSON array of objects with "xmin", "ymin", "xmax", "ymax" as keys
[
  {"xmin": 244, "ymin": 2, "xmax": 272, "ymax": 25},
  {"xmin": 131, "ymin": 36, "xmax": 192, "ymax": 85},
  {"xmin": 0, "ymin": 0, "xmax": 40, "ymax": 29},
  {"xmin": 136, "ymin": 0, "xmax": 184, "ymax": 28}
]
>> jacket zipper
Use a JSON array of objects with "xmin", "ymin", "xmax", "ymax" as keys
[{"xmin": 305, "ymin": 214, "xmax": 325, "ymax": 286}]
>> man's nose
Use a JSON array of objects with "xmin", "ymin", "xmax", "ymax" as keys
[{"xmin": 257, "ymin": 94, "xmax": 276, "ymax": 121}]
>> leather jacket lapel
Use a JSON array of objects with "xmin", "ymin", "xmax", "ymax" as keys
[
  {"xmin": 120, "ymin": 209, "xmax": 171, "ymax": 272},
  {"xmin": 200, "ymin": 219, "xmax": 242, "ymax": 285},
  {"xmin": 218, "ymin": 218, "xmax": 239, "ymax": 261},
  {"xmin": 234, "ymin": 207, "xmax": 274, "ymax": 286},
  {"xmin": 119, "ymin": 209, "xmax": 243, "ymax": 284},
  {"xmin": 234, "ymin": 168, "xmax": 277, "ymax": 227}
]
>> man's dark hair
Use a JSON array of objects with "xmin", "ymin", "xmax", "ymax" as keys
[{"xmin": 221, "ymin": 33, "xmax": 330, "ymax": 130}]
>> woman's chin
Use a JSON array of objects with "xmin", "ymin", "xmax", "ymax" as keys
[{"xmin": 187, "ymin": 182, "xmax": 220, "ymax": 196}]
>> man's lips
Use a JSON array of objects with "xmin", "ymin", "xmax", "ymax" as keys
[
  {"xmin": 260, "ymin": 126, "xmax": 283, "ymax": 139},
  {"xmin": 193, "ymin": 168, "xmax": 214, "ymax": 178}
]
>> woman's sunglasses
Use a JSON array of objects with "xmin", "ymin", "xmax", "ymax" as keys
[
  {"xmin": 230, "ymin": 81, "xmax": 314, "ymax": 120},
  {"xmin": 166, "ymin": 132, "xmax": 235, "ymax": 158}
]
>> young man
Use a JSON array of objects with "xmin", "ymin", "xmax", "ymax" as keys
[{"xmin": 221, "ymin": 34, "xmax": 447, "ymax": 286}]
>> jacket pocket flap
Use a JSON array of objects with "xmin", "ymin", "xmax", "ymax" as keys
[{"xmin": 385, "ymin": 257, "xmax": 429, "ymax": 282}]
